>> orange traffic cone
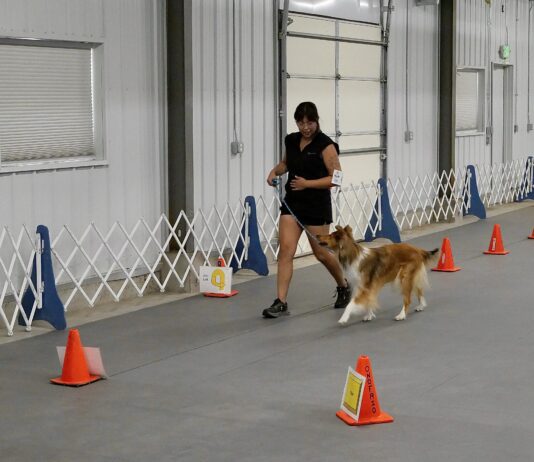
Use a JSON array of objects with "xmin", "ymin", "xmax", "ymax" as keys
[
  {"xmin": 484, "ymin": 224, "xmax": 509, "ymax": 255},
  {"xmin": 51, "ymin": 329, "xmax": 102, "ymax": 387},
  {"xmin": 432, "ymin": 237, "xmax": 461, "ymax": 272},
  {"xmin": 203, "ymin": 257, "xmax": 239, "ymax": 298},
  {"xmin": 336, "ymin": 355, "xmax": 394, "ymax": 426},
  {"xmin": 528, "ymin": 228, "xmax": 534, "ymax": 240}
]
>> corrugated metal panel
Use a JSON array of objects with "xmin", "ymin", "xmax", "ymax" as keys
[
  {"xmin": 190, "ymin": 0, "xmax": 276, "ymax": 211},
  {"xmin": 456, "ymin": 0, "xmax": 534, "ymax": 167},
  {"xmin": 386, "ymin": 0, "xmax": 439, "ymax": 181},
  {"xmin": 0, "ymin": 0, "xmax": 164, "ymax": 232}
]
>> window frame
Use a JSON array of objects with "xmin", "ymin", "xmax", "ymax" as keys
[
  {"xmin": 455, "ymin": 66, "xmax": 486, "ymax": 137},
  {"xmin": 0, "ymin": 37, "xmax": 106, "ymax": 174}
]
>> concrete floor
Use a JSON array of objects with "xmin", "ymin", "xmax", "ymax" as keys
[{"xmin": 1, "ymin": 204, "xmax": 533, "ymax": 462}]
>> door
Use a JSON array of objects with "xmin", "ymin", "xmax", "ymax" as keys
[
  {"xmin": 491, "ymin": 65, "xmax": 513, "ymax": 165},
  {"xmin": 280, "ymin": 13, "xmax": 383, "ymax": 185}
]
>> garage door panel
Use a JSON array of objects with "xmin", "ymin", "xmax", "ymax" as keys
[
  {"xmin": 339, "ymin": 81, "xmax": 380, "ymax": 132},
  {"xmin": 287, "ymin": 37, "xmax": 335, "ymax": 76},
  {"xmin": 339, "ymin": 43, "xmax": 381, "ymax": 78},
  {"xmin": 287, "ymin": 14, "xmax": 335, "ymax": 35},
  {"xmin": 339, "ymin": 134, "xmax": 380, "ymax": 151},
  {"xmin": 338, "ymin": 22, "xmax": 382, "ymax": 41},
  {"xmin": 286, "ymin": 78, "xmax": 336, "ymax": 135}
]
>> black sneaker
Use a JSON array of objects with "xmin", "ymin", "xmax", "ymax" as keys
[
  {"xmin": 262, "ymin": 298, "xmax": 289, "ymax": 318},
  {"xmin": 334, "ymin": 283, "xmax": 352, "ymax": 309}
]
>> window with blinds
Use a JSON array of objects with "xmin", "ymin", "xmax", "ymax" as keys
[
  {"xmin": 456, "ymin": 68, "xmax": 485, "ymax": 134},
  {"xmin": 0, "ymin": 41, "xmax": 101, "ymax": 167}
]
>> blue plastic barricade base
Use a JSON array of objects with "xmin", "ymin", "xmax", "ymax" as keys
[
  {"xmin": 463, "ymin": 165, "xmax": 486, "ymax": 219},
  {"xmin": 230, "ymin": 196, "xmax": 269, "ymax": 276},
  {"xmin": 18, "ymin": 225, "xmax": 66, "ymax": 330},
  {"xmin": 364, "ymin": 178, "xmax": 401, "ymax": 243}
]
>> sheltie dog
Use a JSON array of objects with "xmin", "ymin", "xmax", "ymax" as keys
[{"xmin": 317, "ymin": 225, "xmax": 439, "ymax": 325}]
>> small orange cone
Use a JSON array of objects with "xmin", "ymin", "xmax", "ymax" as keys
[
  {"xmin": 483, "ymin": 224, "xmax": 509, "ymax": 255},
  {"xmin": 432, "ymin": 237, "xmax": 461, "ymax": 272},
  {"xmin": 336, "ymin": 355, "xmax": 394, "ymax": 426},
  {"xmin": 528, "ymin": 228, "xmax": 534, "ymax": 240},
  {"xmin": 203, "ymin": 257, "xmax": 238, "ymax": 298},
  {"xmin": 51, "ymin": 329, "xmax": 102, "ymax": 387}
]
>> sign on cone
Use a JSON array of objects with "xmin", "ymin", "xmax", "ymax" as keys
[
  {"xmin": 202, "ymin": 257, "xmax": 238, "ymax": 298},
  {"xmin": 484, "ymin": 224, "xmax": 509, "ymax": 255},
  {"xmin": 51, "ymin": 329, "xmax": 102, "ymax": 387},
  {"xmin": 432, "ymin": 237, "xmax": 461, "ymax": 272},
  {"xmin": 336, "ymin": 355, "xmax": 394, "ymax": 426}
]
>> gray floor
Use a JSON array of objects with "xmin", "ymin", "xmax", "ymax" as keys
[{"xmin": 1, "ymin": 206, "xmax": 534, "ymax": 462}]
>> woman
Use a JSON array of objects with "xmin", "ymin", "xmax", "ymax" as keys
[{"xmin": 263, "ymin": 102, "xmax": 351, "ymax": 318}]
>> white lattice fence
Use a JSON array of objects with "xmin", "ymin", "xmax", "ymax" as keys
[
  {"xmin": 388, "ymin": 167, "xmax": 470, "ymax": 231},
  {"xmin": 476, "ymin": 157, "xmax": 533, "ymax": 207},
  {"xmin": 0, "ymin": 226, "xmax": 41, "ymax": 335},
  {"xmin": 2, "ymin": 157, "xmax": 533, "ymax": 336}
]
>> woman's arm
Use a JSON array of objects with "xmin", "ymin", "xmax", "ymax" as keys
[
  {"xmin": 267, "ymin": 153, "xmax": 288, "ymax": 186},
  {"xmin": 290, "ymin": 144, "xmax": 340, "ymax": 190}
]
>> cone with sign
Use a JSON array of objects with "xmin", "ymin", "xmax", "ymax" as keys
[
  {"xmin": 483, "ymin": 224, "xmax": 509, "ymax": 255},
  {"xmin": 528, "ymin": 228, "xmax": 534, "ymax": 240},
  {"xmin": 51, "ymin": 329, "xmax": 102, "ymax": 387},
  {"xmin": 337, "ymin": 355, "xmax": 394, "ymax": 426},
  {"xmin": 203, "ymin": 257, "xmax": 238, "ymax": 298},
  {"xmin": 432, "ymin": 237, "xmax": 461, "ymax": 272}
]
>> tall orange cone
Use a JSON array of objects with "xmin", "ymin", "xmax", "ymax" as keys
[
  {"xmin": 528, "ymin": 228, "xmax": 534, "ymax": 240},
  {"xmin": 336, "ymin": 355, "xmax": 394, "ymax": 426},
  {"xmin": 51, "ymin": 329, "xmax": 102, "ymax": 387},
  {"xmin": 483, "ymin": 224, "xmax": 509, "ymax": 255},
  {"xmin": 432, "ymin": 237, "xmax": 461, "ymax": 272}
]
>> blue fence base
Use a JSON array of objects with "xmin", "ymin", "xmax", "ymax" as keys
[
  {"xmin": 364, "ymin": 178, "xmax": 401, "ymax": 243},
  {"xmin": 18, "ymin": 225, "xmax": 66, "ymax": 330},
  {"xmin": 463, "ymin": 165, "xmax": 486, "ymax": 219},
  {"xmin": 230, "ymin": 196, "xmax": 269, "ymax": 276},
  {"xmin": 516, "ymin": 156, "xmax": 534, "ymax": 202}
]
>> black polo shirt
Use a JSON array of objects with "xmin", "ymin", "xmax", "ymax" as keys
[{"xmin": 283, "ymin": 131, "xmax": 339, "ymax": 221}]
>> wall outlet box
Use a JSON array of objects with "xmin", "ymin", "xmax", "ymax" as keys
[
  {"xmin": 528, "ymin": 123, "xmax": 533, "ymax": 132},
  {"xmin": 404, "ymin": 131, "xmax": 414, "ymax": 142},
  {"xmin": 231, "ymin": 141, "xmax": 244, "ymax": 155},
  {"xmin": 514, "ymin": 124, "xmax": 519, "ymax": 133}
]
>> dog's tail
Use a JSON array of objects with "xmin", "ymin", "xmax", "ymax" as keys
[{"xmin": 422, "ymin": 248, "xmax": 440, "ymax": 266}]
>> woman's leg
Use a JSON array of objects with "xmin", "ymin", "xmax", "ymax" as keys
[
  {"xmin": 306, "ymin": 224, "xmax": 347, "ymax": 287},
  {"xmin": 277, "ymin": 214, "xmax": 303, "ymax": 302}
]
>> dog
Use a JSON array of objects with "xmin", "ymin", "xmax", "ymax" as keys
[{"xmin": 317, "ymin": 225, "xmax": 439, "ymax": 325}]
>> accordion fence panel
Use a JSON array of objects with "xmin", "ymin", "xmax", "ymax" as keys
[{"xmin": 0, "ymin": 158, "xmax": 532, "ymax": 336}]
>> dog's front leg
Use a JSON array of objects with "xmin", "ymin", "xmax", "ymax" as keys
[{"xmin": 338, "ymin": 301, "xmax": 363, "ymax": 326}]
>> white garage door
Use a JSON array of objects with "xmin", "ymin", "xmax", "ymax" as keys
[{"xmin": 280, "ymin": 13, "xmax": 384, "ymax": 185}]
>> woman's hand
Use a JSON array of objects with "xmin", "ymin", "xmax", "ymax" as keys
[
  {"xmin": 290, "ymin": 176, "xmax": 308, "ymax": 191},
  {"xmin": 266, "ymin": 170, "xmax": 277, "ymax": 186}
]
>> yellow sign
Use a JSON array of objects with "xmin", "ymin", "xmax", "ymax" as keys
[
  {"xmin": 199, "ymin": 265, "xmax": 233, "ymax": 294},
  {"xmin": 340, "ymin": 367, "xmax": 366, "ymax": 421}
]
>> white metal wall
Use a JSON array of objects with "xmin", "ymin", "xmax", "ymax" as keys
[
  {"xmin": 455, "ymin": 0, "xmax": 534, "ymax": 167},
  {"xmin": 0, "ymin": 0, "xmax": 165, "ymax": 235},
  {"xmin": 387, "ymin": 0, "xmax": 440, "ymax": 181},
  {"xmin": 188, "ymin": 0, "xmax": 277, "ymax": 212}
]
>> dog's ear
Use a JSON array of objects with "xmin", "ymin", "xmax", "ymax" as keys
[
  {"xmin": 335, "ymin": 225, "xmax": 343, "ymax": 232},
  {"xmin": 344, "ymin": 225, "xmax": 353, "ymax": 236}
]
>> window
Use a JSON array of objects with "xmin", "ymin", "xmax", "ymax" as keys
[
  {"xmin": 0, "ymin": 39, "xmax": 103, "ymax": 170},
  {"xmin": 456, "ymin": 68, "xmax": 485, "ymax": 134}
]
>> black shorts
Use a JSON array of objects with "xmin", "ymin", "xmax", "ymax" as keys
[{"xmin": 280, "ymin": 203, "xmax": 332, "ymax": 226}]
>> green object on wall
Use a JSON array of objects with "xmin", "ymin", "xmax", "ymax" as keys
[{"xmin": 499, "ymin": 45, "xmax": 511, "ymax": 60}]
